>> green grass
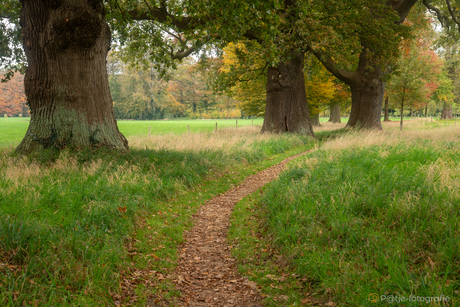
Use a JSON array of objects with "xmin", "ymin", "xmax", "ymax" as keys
[
  {"xmin": 0, "ymin": 117, "xmax": 264, "ymax": 148},
  {"xmin": 233, "ymin": 128, "xmax": 460, "ymax": 306},
  {"xmin": 117, "ymin": 118, "xmax": 264, "ymax": 137},
  {"xmin": 0, "ymin": 117, "xmax": 31, "ymax": 148},
  {"xmin": 229, "ymin": 190, "xmax": 312, "ymax": 306},
  {"xmin": 0, "ymin": 129, "xmax": 315, "ymax": 306}
]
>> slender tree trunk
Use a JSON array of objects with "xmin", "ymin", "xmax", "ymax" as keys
[
  {"xmin": 400, "ymin": 98, "xmax": 404, "ymax": 131},
  {"xmin": 262, "ymin": 52, "xmax": 314, "ymax": 136},
  {"xmin": 203, "ymin": 100, "xmax": 208, "ymax": 114},
  {"xmin": 329, "ymin": 103, "xmax": 341, "ymax": 123},
  {"xmin": 384, "ymin": 96, "xmax": 390, "ymax": 121},
  {"xmin": 441, "ymin": 106, "xmax": 453, "ymax": 119},
  {"xmin": 310, "ymin": 114, "xmax": 321, "ymax": 126},
  {"xmin": 425, "ymin": 105, "xmax": 428, "ymax": 118},
  {"xmin": 17, "ymin": 0, "xmax": 128, "ymax": 154}
]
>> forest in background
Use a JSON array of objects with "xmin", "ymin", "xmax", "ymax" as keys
[
  {"xmin": 0, "ymin": 72, "xmax": 28, "ymax": 117},
  {"xmin": 107, "ymin": 55, "xmax": 243, "ymax": 120}
]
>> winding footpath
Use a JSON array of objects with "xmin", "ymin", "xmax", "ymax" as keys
[{"xmin": 172, "ymin": 150, "xmax": 310, "ymax": 306}]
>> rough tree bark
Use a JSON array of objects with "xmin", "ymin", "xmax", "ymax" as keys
[
  {"xmin": 400, "ymin": 97, "xmax": 404, "ymax": 131},
  {"xmin": 329, "ymin": 103, "xmax": 341, "ymax": 123},
  {"xmin": 17, "ymin": 0, "xmax": 128, "ymax": 154},
  {"xmin": 313, "ymin": 49, "xmax": 384, "ymax": 129},
  {"xmin": 261, "ymin": 52, "xmax": 315, "ymax": 136},
  {"xmin": 347, "ymin": 51, "xmax": 385, "ymax": 129}
]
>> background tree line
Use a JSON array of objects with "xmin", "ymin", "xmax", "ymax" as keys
[
  {"xmin": 107, "ymin": 55, "xmax": 241, "ymax": 120},
  {"xmin": 0, "ymin": 72, "xmax": 29, "ymax": 117}
]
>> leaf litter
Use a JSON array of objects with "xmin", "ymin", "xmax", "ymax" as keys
[{"xmin": 172, "ymin": 151, "xmax": 310, "ymax": 306}]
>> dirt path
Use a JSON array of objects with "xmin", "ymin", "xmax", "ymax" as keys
[{"xmin": 172, "ymin": 150, "xmax": 310, "ymax": 306}]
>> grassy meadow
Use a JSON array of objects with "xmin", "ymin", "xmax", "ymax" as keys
[
  {"xmin": 229, "ymin": 120, "xmax": 460, "ymax": 306},
  {"xmin": 0, "ymin": 117, "xmax": 264, "ymax": 148},
  {"xmin": 0, "ymin": 120, "xmax": 318, "ymax": 306},
  {"xmin": 1, "ymin": 117, "xmax": 459, "ymax": 306}
]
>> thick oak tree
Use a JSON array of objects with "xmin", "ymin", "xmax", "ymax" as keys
[
  {"xmin": 306, "ymin": 0, "xmax": 418, "ymax": 129},
  {"xmin": 15, "ymin": 0, "xmax": 128, "ymax": 154},
  {"xmin": 112, "ymin": 0, "xmax": 316, "ymax": 135}
]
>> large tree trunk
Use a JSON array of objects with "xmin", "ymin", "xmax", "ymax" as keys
[
  {"xmin": 347, "ymin": 53, "xmax": 384, "ymax": 129},
  {"xmin": 17, "ymin": 0, "xmax": 128, "ymax": 154},
  {"xmin": 441, "ymin": 106, "xmax": 453, "ymax": 119},
  {"xmin": 261, "ymin": 52, "xmax": 314, "ymax": 136},
  {"xmin": 312, "ymin": 1, "xmax": 417, "ymax": 131},
  {"xmin": 329, "ymin": 103, "xmax": 341, "ymax": 123}
]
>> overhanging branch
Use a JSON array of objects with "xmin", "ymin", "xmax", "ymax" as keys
[
  {"xmin": 422, "ymin": 0, "xmax": 447, "ymax": 27},
  {"xmin": 171, "ymin": 45, "xmax": 197, "ymax": 60},
  {"xmin": 445, "ymin": 0, "xmax": 460, "ymax": 32},
  {"xmin": 308, "ymin": 47, "xmax": 355, "ymax": 85}
]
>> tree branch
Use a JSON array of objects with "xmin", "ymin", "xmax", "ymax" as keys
[
  {"xmin": 445, "ymin": 0, "xmax": 460, "ymax": 31},
  {"xmin": 422, "ymin": 0, "xmax": 447, "ymax": 27},
  {"xmin": 127, "ymin": 7, "xmax": 194, "ymax": 32},
  {"xmin": 386, "ymin": 0, "xmax": 419, "ymax": 23},
  {"xmin": 308, "ymin": 48, "xmax": 355, "ymax": 84},
  {"xmin": 171, "ymin": 45, "xmax": 198, "ymax": 60},
  {"xmin": 241, "ymin": 29, "xmax": 264, "ymax": 46}
]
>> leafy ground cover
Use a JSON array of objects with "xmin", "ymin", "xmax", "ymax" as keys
[
  {"xmin": 229, "ymin": 122, "xmax": 460, "ymax": 306},
  {"xmin": 0, "ymin": 126, "xmax": 316, "ymax": 306}
]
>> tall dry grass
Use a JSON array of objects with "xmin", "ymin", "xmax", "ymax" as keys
[
  {"xmin": 128, "ymin": 126, "xmax": 278, "ymax": 152},
  {"xmin": 322, "ymin": 119, "xmax": 460, "ymax": 151}
]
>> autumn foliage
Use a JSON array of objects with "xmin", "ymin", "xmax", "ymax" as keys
[{"xmin": 0, "ymin": 72, "xmax": 29, "ymax": 117}]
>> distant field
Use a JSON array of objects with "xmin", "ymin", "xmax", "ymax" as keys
[
  {"xmin": 0, "ymin": 117, "xmax": 31, "ymax": 148},
  {"xmin": 0, "ymin": 117, "xmax": 264, "ymax": 148},
  {"xmin": 117, "ymin": 118, "xmax": 264, "ymax": 136},
  {"xmin": 2, "ymin": 116, "xmax": 457, "ymax": 148}
]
